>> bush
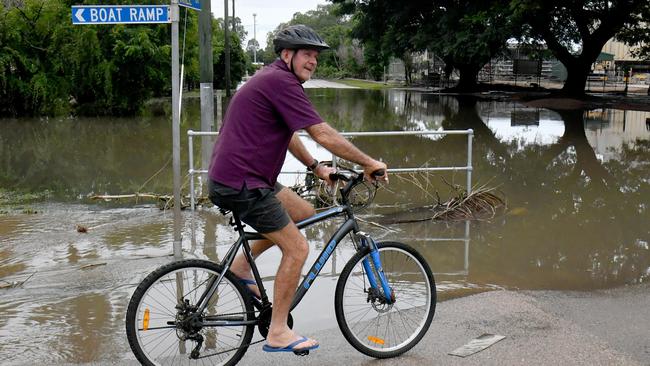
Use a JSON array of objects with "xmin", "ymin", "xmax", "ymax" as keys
[{"xmin": 315, "ymin": 64, "xmax": 347, "ymax": 79}]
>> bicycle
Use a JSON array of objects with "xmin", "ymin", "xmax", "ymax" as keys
[{"xmin": 125, "ymin": 169, "xmax": 436, "ymax": 365}]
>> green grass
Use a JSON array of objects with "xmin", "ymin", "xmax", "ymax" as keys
[
  {"xmin": 335, "ymin": 79, "xmax": 396, "ymax": 89},
  {"xmin": 0, "ymin": 189, "xmax": 50, "ymax": 215},
  {"xmin": 0, "ymin": 188, "xmax": 51, "ymax": 207}
]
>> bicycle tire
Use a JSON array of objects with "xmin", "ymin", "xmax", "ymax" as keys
[
  {"xmin": 334, "ymin": 242, "xmax": 436, "ymax": 358},
  {"xmin": 126, "ymin": 259, "xmax": 254, "ymax": 366}
]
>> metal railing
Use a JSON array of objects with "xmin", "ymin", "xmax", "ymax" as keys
[{"xmin": 187, "ymin": 129, "xmax": 474, "ymax": 210}]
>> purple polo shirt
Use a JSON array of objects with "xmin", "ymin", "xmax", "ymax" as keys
[{"xmin": 208, "ymin": 59, "xmax": 323, "ymax": 189}]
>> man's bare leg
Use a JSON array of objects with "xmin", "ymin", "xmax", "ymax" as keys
[
  {"xmin": 229, "ymin": 187, "xmax": 315, "ymax": 297},
  {"xmin": 261, "ymin": 221, "xmax": 318, "ymax": 349}
]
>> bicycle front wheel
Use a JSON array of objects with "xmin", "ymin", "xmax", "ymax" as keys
[
  {"xmin": 335, "ymin": 241, "xmax": 436, "ymax": 358},
  {"xmin": 125, "ymin": 259, "xmax": 254, "ymax": 366}
]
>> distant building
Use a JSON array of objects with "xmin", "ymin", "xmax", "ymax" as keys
[
  {"xmin": 599, "ymin": 39, "xmax": 649, "ymax": 79},
  {"xmin": 384, "ymin": 39, "xmax": 648, "ymax": 85}
]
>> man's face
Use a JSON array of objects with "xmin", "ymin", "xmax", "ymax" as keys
[{"xmin": 282, "ymin": 49, "xmax": 319, "ymax": 82}]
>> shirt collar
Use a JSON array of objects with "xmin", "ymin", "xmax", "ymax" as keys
[
  {"xmin": 272, "ymin": 58, "xmax": 303, "ymax": 84},
  {"xmin": 272, "ymin": 58, "xmax": 290, "ymax": 72}
]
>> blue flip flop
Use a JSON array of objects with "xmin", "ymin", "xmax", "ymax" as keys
[
  {"xmin": 262, "ymin": 337, "xmax": 319, "ymax": 353},
  {"xmin": 237, "ymin": 278, "xmax": 260, "ymax": 300}
]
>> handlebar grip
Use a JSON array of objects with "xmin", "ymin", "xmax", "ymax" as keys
[
  {"xmin": 371, "ymin": 169, "xmax": 386, "ymax": 177},
  {"xmin": 329, "ymin": 172, "xmax": 349, "ymax": 182}
]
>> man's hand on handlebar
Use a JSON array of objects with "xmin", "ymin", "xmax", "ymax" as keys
[
  {"xmin": 314, "ymin": 163, "xmax": 337, "ymax": 186},
  {"xmin": 364, "ymin": 160, "xmax": 388, "ymax": 184}
]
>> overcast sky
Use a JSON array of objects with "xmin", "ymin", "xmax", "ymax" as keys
[{"xmin": 208, "ymin": 0, "xmax": 328, "ymax": 49}]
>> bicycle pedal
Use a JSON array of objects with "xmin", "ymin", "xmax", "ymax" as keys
[{"xmin": 293, "ymin": 350, "xmax": 309, "ymax": 356}]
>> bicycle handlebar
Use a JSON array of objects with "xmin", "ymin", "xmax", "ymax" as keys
[
  {"xmin": 328, "ymin": 169, "xmax": 385, "ymax": 182},
  {"xmin": 327, "ymin": 168, "xmax": 384, "ymax": 206},
  {"xmin": 372, "ymin": 169, "xmax": 386, "ymax": 178}
]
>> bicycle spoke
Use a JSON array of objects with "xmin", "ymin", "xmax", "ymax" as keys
[
  {"xmin": 337, "ymin": 243, "xmax": 435, "ymax": 356},
  {"xmin": 127, "ymin": 262, "xmax": 253, "ymax": 365}
]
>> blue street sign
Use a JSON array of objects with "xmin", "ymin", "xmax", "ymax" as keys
[
  {"xmin": 72, "ymin": 5, "xmax": 171, "ymax": 25},
  {"xmin": 179, "ymin": 0, "xmax": 201, "ymax": 11}
]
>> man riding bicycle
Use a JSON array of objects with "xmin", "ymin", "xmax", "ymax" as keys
[{"xmin": 207, "ymin": 24, "xmax": 388, "ymax": 354}]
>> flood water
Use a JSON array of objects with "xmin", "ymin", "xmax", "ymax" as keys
[{"xmin": 1, "ymin": 90, "xmax": 649, "ymax": 364}]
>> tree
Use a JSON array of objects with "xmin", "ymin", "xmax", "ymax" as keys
[
  {"xmin": 334, "ymin": 0, "xmax": 516, "ymax": 89},
  {"xmin": 510, "ymin": 0, "xmax": 650, "ymax": 95},
  {"xmin": 615, "ymin": 5, "xmax": 650, "ymax": 60},
  {"xmin": 259, "ymin": 4, "xmax": 365, "ymax": 78},
  {"xmin": 334, "ymin": 0, "xmax": 412, "ymax": 81},
  {"xmin": 245, "ymin": 38, "xmax": 260, "ymax": 63},
  {"xmin": 423, "ymin": 1, "xmax": 516, "ymax": 90},
  {"xmin": 0, "ymin": 0, "xmax": 192, "ymax": 116},
  {"xmin": 0, "ymin": 0, "xmax": 73, "ymax": 115},
  {"xmin": 212, "ymin": 17, "xmax": 246, "ymax": 90},
  {"xmin": 230, "ymin": 16, "xmax": 247, "ymax": 44}
]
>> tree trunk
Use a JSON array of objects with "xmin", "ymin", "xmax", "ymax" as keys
[
  {"xmin": 401, "ymin": 53, "xmax": 413, "ymax": 85},
  {"xmin": 560, "ymin": 58, "xmax": 592, "ymax": 96},
  {"xmin": 455, "ymin": 64, "xmax": 479, "ymax": 92}
]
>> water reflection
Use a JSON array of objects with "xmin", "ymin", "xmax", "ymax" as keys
[
  {"xmin": 30, "ymin": 293, "xmax": 112, "ymax": 363},
  {"xmin": 585, "ymin": 109, "xmax": 650, "ymax": 161}
]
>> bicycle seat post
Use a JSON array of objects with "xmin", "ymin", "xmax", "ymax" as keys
[{"xmin": 230, "ymin": 213, "xmax": 246, "ymax": 235}]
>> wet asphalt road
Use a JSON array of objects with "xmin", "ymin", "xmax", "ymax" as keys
[
  {"xmin": 237, "ymin": 285, "xmax": 650, "ymax": 366},
  {"xmin": 45, "ymin": 283, "xmax": 649, "ymax": 366},
  {"xmin": 303, "ymin": 79, "xmax": 359, "ymax": 88}
]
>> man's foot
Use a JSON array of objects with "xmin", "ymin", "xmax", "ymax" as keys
[
  {"xmin": 237, "ymin": 278, "xmax": 261, "ymax": 299},
  {"xmin": 230, "ymin": 255, "xmax": 261, "ymax": 298},
  {"xmin": 263, "ymin": 336, "xmax": 319, "ymax": 354},
  {"xmin": 263, "ymin": 334, "xmax": 319, "ymax": 353}
]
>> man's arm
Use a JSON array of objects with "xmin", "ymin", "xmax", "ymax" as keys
[
  {"xmin": 304, "ymin": 122, "xmax": 387, "ymax": 181},
  {"xmin": 288, "ymin": 132, "xmax": 318, "ymax": 168},
  {"xmin": 288, "ymin": 132, "xmax": 336, "ymax": 184}
]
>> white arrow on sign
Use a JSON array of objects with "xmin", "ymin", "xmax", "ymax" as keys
[{"xmin": 75, "ymin": 9, "xmax": 84, "ymax": 23}]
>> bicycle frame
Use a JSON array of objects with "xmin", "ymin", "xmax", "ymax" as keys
[
  {"xmin": 195, "ymin": 176, "xmax": 391, "ymax": 327},
  {"xmin": 201, "ymin": 205, "xmax": 357, "ymax": 315}
]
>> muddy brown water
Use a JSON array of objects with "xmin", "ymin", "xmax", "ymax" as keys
[{"xmin": 1, "ymin": 90, "xmax": 649, "ymax": 364}]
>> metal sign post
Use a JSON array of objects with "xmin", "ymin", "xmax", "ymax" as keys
[{"xmin": 170, "ymin": 0, "xmax": 182, "ymax": 259}]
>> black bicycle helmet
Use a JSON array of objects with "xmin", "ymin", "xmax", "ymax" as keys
[{"xmin": 273, "ymin": 24, "xmax": 330, "ymax": 54}]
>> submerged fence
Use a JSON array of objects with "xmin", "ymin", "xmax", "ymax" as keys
[{"xmin": 187, "ymin": 129, "xmax": 474, "ymax": 211}]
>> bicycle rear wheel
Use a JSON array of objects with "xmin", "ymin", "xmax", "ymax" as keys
[
  {"xmin": 126, "ymin": 259, "xmax": 254, "ymax": 366},
  {"xmin": 335, "ymin": 241, "xmax": 436, "ymax": 358}
]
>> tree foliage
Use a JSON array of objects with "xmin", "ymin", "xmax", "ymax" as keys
[
  {"xmin": 613, "ymin": 3, "xmax": 650, "ymax": 60},
  {"xmin": 428, "ymin": 2, "xmax": 516, "ymax": 90},
  {"xmin": 212, "ymin": 17, "xmax": 246, "ymax": 89},
  {"xmin": 260, "ymin": 4, "xmax": 366, "ymax": 78},
  {"xmin": 0, "ymin": 0, "xmax": 246, "ymax": 117},
  {"xmin": 511, "ymin": 0, "xmax": 650, "ymax": 95},
  {"xmin": 334, "ymin": 0, "xmax": 517, "ymax": 87},
  {"xmin": 0, "ymin": 0, "xmax": 182, "ymax": 116},
  {"xmin": 1, "ymin": 0, "xmax": 74, "ymax": 116}
]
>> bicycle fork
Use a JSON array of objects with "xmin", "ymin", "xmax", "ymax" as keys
[{"xmin": 356, "ymin": 233, "xmax": 394, "ymax": 304}]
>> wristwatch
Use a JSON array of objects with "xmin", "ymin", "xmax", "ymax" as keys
[{"xmin": 307, "ymin": 159, "xmax": 319, "ymax": 171}]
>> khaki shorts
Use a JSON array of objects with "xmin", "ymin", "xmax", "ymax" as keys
[{"xmin": 208, "ymin": 180, "xmax": 291, "ymax": 234}]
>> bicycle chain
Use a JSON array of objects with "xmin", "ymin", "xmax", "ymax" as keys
[{"xmin": 196, "ymin": 338, "xmax": 265, "ymax": 359}]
